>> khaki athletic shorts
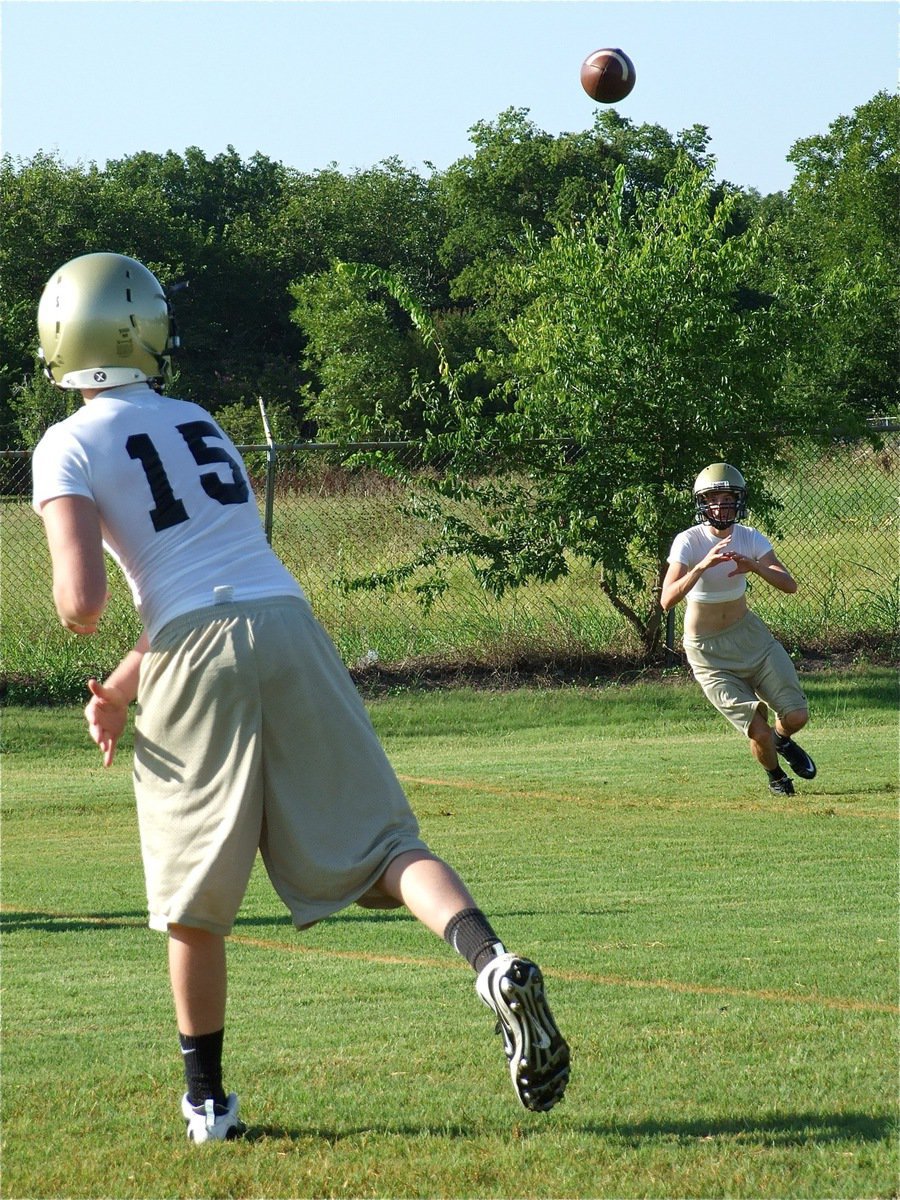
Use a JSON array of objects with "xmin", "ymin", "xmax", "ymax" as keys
[
  {"xmin": 134, "ymin": 595, "xmax": 427, "ymax": 935},
  {"xmin": 683, "ymin": 610, "xmax": 808, "ymax": 736}
]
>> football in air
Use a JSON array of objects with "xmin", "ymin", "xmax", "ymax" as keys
[{"xmin": 580, "ymin": 48, "xmax": 636, "ymax": 104}]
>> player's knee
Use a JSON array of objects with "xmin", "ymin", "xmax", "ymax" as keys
[
  {"xmin": 782, "ymin": 708, "xmax": 809, "ymax": 736},
  {"xmin": 168, "ymin": 922, "xmax": 220, "ymax": 947}
]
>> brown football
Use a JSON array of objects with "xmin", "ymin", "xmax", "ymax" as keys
[{"xmin": 580, "ymin": 48, "xmax": 636, "ymax": 104}]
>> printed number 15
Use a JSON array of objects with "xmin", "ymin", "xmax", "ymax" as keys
[{"xmin": 126, "ymin": 421, "xmax": 249, "ymax": 532}]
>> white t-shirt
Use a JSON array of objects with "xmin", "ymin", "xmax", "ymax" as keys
[
  {"xmin": 667, "ymin": 522, "xmax": 773, "ymax": 604},
  {"xmin": 32, "ymin": 384, "xmax": 303, "ymax": 639}
]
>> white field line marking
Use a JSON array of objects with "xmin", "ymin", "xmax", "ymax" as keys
[
  {"xmin": 397, "ymin": 774, "xmax": 898, "ymax": 820},
  {"xmin": 6, "ymin": 909, "xmax": 891, "ymax": 1015}
]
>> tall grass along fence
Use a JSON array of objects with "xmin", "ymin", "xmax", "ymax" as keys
[{"xmin": 2, "ymin": 431, "xmax": 897, "ymax": 703}]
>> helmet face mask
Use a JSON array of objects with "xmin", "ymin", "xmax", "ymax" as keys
[
  {"xmin": 37, "ymin": 253, "xmax": 178, "ymax": 389},
  {"xmin": 693, "ymin": 463, "xmax": 748, "ymax": 530}
]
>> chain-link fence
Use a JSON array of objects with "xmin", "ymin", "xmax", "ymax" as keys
[{"xmin": 3, "ymin": 433, "xmax": 897, "ymax": 698}]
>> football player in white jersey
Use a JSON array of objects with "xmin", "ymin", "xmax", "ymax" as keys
[
  {"xmin": 661, "ymin": 463, "xmax": 817, "ymax": 797},
  {"xmin": 31, "ymin": 253, "xmax": 569, "ymax": 1142}
]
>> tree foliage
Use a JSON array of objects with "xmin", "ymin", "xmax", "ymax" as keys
[
  {"xmin": 1, "ymin": 92, "xmax": 894, "ymax": 457},
  {"xmin": 345, "ymin": 161, "xmax": 799, "ymax": 655},
  {"xmin": 435, "ymin": 107, "xmax": 715, "ymax": 304},
  {"xmin": 290, "ymin": 264, "xmax": 435, "ymax": 438},
  {"xmin": 284, "ymin": 109, "xmax": 724, "ymax": 438},
  {"xmin": 3, "ymin": 94, "xmax": 894, "ymax": 659},
  {"xmin": 766, "ymin": 90, "xmax": 899, "ymax": 423}
]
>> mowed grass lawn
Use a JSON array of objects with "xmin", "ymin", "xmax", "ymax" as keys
[{"xmin": 1, "ymin": 666, "xmax": 897, "ymax": 1199}]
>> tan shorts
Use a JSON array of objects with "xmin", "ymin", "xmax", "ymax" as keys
[
  {"xmin": 134, "ymin": 596, "xmax": 427, "ymax": 935},
  {"xmin": 683, "ymin": 610, "xmax": 808, "ymax": 736}
]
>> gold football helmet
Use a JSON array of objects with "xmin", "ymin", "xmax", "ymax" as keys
[
  {"xmin": 38, "ymin": 252, "xmax": 177, "ymax": 389},
  {"xmin": 693, "ymin": 462, "xmax": 748, "ymax": 529}
]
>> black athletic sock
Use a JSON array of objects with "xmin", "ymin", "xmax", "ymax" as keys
[
  {"xmin": 443, "ymin": 908, "xmax": 506, "ymax": 974},
  {"xmin": 179, "ymin": 1028, "xmax": 227, "ymax": 1108},
  {"xmin": 773, "ymin": 732, "xmax": 792, "ymax": 751},
  {"xmin": 766, "ymin": 766, "xmax": 789, "ymax": 783}
]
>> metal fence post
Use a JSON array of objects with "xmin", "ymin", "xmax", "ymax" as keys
[
  {"xmin": 665, "ymin": 608, "xmax": 677, "ymax": 666},
  {"xmin": 257, "ymin": 396, "xmax": 277, "ymax": 545}
]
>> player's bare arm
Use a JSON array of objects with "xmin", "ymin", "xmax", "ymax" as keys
[
  {"xmin": 39, "ymin": 494, "xmax": 108, "ymax": 633},
  {"xmin": 85, "ymin": 633, "xmax": 149, "ymax": 767},
  {"xmin": 726, "ymin": 548, "xmax": 798, "ymax": 594}
]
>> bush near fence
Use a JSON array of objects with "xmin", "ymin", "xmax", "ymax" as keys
[{"xmin": 2, "ymin": 433, "xmax": 897, "ymax": 703}]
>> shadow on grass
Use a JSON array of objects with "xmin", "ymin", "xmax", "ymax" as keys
[
  {"xmin": 242, "ymin": 1110, "xmax": 894, "ymax": 1147},
  {"xmin": 597, "ymin": 1110, "xmax": 895, "ymax": 1146},
  {"xmin": 0, "ymin": 908, "xmax": 533, "ymax": 935},
  {"xmin": 0, "ymin": 910, "xmax": 146, "ymax": 932}
]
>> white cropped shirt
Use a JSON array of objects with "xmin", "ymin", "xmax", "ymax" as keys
[{"xmin": 667, "ymin": 522, "xmax": 773, "ymax": 604}]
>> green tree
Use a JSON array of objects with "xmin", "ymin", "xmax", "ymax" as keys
[
  {"xmin": 281, "ymin": 160, "xmax": 453, "ymax": 436},
  {"xmin": 289, "ymin": 264, "xmax": 439, "ymax": 438},
  {"xmin": 769, "ymin": 91, "xmax": 900, "ymax": 422},
  {"xmin": 294, "ymin": 112, "xmax": 720, "ymax": 440},
  {"xmin": 350, "ymin": 161, "xmax": 798, "ymax": 657},
  {"xmin": 276, "ymin": 158, "xmax": 449, "ymax": 303},
  {"xmin": 0, "ymin": 147, "xmax": 316, "ymax": 438},
  {"xmin": 4, "ymin": 370, "xmax": 78, "ymax": 451},
  {"xmin": 436, "ymin": 107, "xmax": 714, "ymax": 305},
  {"xmin": 103, "ymin": 147, "xmax": 307, "ymax": 417},
  {"xmin": 0, "ymin": 151, "xmax": 184, "ymax": 443}
]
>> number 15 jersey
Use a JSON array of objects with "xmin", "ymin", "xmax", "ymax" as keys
[{"xmin": 32, "ymin": 384, "xmax": 302, "ymax": 640}]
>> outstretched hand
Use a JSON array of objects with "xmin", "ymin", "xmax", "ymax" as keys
[{"xmin": 84, "ymin": 678, "xmax": 130, "ymax": 767}]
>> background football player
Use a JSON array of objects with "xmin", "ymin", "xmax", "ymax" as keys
[{"xmin": 661, "ymin": 463, "xmax": 817, "ymax": 797}]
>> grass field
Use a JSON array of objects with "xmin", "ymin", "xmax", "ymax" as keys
[{"xmin": 2, "ymin": 667, "xmax": 897, "ymax": 1198}]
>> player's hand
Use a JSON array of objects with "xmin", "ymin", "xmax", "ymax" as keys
[
  {"xmin": 726, "ymin": 553, "xmax": 758, "ymax": 577},
  {"xmin": 699, "ymin": 539, "xmax": 734, "ymax": 571},
  {"xmin": 84, "ymin": 678, "xmax": 130, "ymax": 767}
]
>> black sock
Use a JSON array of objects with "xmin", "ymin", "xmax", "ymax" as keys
[
  {"xmin": 774, "ymin": 732, "xmax": 791, "ymax": 750},
  {"xmin": 766, "ymin": 767, "xmax": 788, "ymax": 782},
  {"xmin": 179, "ymin": 1029, "xmax": 227, "ymax": 1107},
  {"xmin": 443, "ymin": 908, "xmax": 506, "ymax": 973}
]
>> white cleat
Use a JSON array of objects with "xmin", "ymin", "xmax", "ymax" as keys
[
  {"xmin": 181, "ymin": 1092, "xmax": 245, "ymax": 1142},
  {"xmin": 475, "ymin": 953, "xmax": 570, "ymax": 1112}
]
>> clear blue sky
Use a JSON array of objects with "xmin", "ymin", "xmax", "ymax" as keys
[{"xmin": 1, "ymin": 1, "xmax": 895, "ymax": 195}]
